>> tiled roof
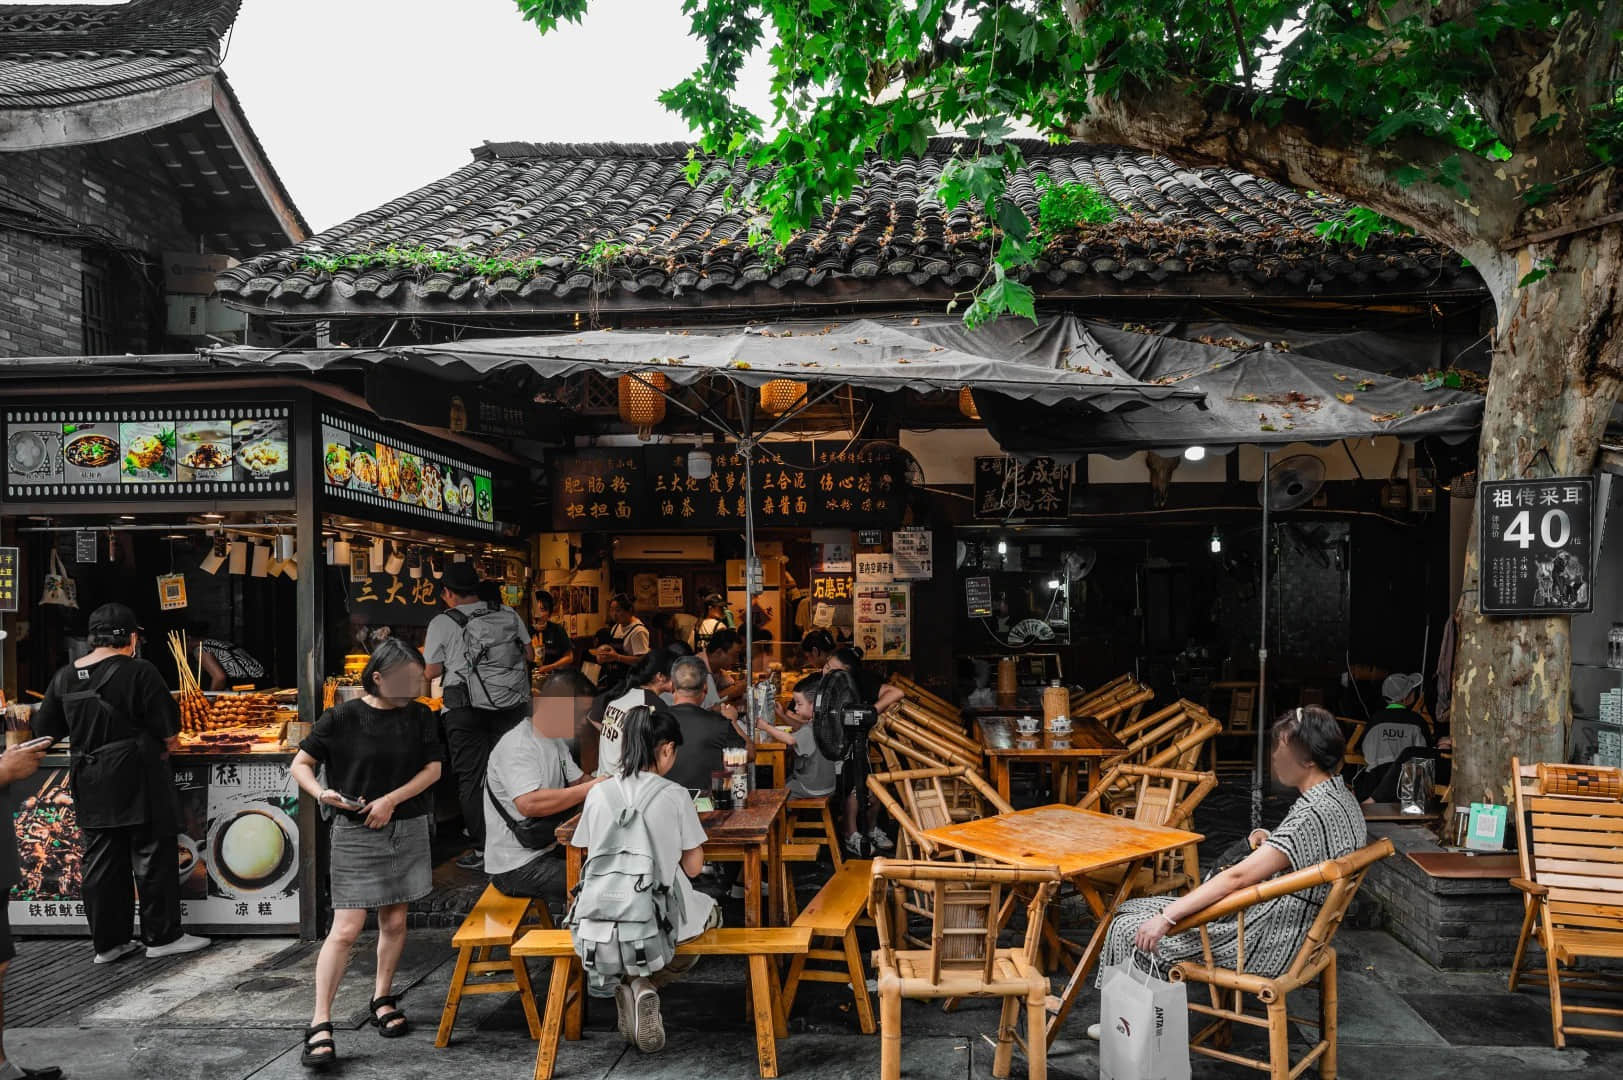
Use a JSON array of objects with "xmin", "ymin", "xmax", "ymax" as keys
[
  {"xmin": 217, "ymin": 139, "xmax": 1482, "ymax": 316},
  {"xmin": 0, "ymin": 0, "xmax": 239, "ymax": 108}
]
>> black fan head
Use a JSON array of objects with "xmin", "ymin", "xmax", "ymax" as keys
[{"xmin": 812, "ymin": 667, "xmax": 862, "ymax": 761}]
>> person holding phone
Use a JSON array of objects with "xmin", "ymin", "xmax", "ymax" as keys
[
  {"xmin": 290, "ymin": 639, "xmax": 444, "ymax": 1071},
  {"xmin": 0, "ymin": 739, "xmax": 61, "ymax": 1079}
]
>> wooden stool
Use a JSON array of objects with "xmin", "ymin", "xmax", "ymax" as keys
[
  {"xmin": 788, "ymin": 795, "xmax": 843, "ymax": 871},
  {"xmin": 435, "ymin": 883, "xmax": 552, "ymax": 1047},
  {"xmin": 783, "ymin": 859, "xmax": 875, "ymax": 1034}
]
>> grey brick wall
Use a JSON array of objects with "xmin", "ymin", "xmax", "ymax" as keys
[{"xmin": 0, "ymin": 133, "xmax": 194, "ymax": 357}]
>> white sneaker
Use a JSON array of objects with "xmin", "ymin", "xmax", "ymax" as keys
[
  {"xmin": 145, "ymin": 933, "xmax": 211, "ymax": 958},
  {"xmin": 867, "ymin": 827, "xmax": 895, "ymax": 852},
  {"xmin": 1086, "ymin": 1022, "xmax": 1102, "ymax": 1041},
  {"xmin": 613, "ymin": 981, "xmax": 635, "ymax": 1042},
  {"xmin": 630, "ymin": 976, "xmax": 665, "ymax": 1053},
  {"xmin": 93, "ymin": 941, "xmax": 142, "ymax": 965},
  {"xmin": 843, "ymin": 832, "xmax": 866, "ymax": 858}
]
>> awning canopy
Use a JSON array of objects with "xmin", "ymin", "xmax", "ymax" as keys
[
  {"xmin": 206, "ymin": 316, "xmax": 1203, "ymax": 414},
  {"xmin": 976, "ymin": 320, "xmax": 1485, "ymax": 460}
]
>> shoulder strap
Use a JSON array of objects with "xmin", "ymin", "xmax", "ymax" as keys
[
  {"xmin": 72, "ymin": 655, "xmax": 127, "ymax": 696},
  {"xmin": 486, "ymin": 778, "xmax": 524, "ymax": 829},
  {"xmin": 445, "ymin": 608, "xmax": 471, "ymax": 628}
]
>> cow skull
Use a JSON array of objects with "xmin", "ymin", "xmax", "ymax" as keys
[{"xmin": 1146, "ymin": 451, "xmax": 1182, "ymax": 508}]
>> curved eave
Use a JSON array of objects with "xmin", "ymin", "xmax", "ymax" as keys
[{"xmin": 0, "ymin": 75, "xmax": 213, "ymax": 151}]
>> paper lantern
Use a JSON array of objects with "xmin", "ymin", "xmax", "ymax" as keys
[
  {"xmin": 618, "ymin": 371, "xmax": 669, "ymax": 428},
  {"xmin": 958, "ymin": 385, "xmax": 980, "ymax": 420},
  {"xmin": 759, "ymin": 379, "xmax": 806, "ymax": 416}
]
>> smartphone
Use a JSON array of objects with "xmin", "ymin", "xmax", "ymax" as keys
[
  {"xmin": 16, "ymin": 737, "xmax": 53, "ymax": 752},
  {"xmin": 331, "ymin": 792, "xmax": 366, "ymax": 810}
]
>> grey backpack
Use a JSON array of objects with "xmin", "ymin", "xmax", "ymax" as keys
[
  {"xmin": 563, "ymin": 778, "xmax": 686, "ymax": 979},
  {"xmin": 444, "ymin": 604, "xmax": 529, "ymax": 710}
]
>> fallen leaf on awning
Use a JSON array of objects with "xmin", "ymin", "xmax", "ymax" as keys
[
  {"xmin": 1337, "ymin": 393, "xmax": 1356, "ymax": 404},
  {"xmin": 1370, "ymin": 411, "xmax": 1400, "ymax": 423}
]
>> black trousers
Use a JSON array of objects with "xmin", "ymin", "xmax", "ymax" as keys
[
  {"xmin": 82, "ymin": 820, "xmax": 181, "ymax": 954},
  {"xmin": 443, "ymin": 703, "xmax": 528, "ymax": 849}
]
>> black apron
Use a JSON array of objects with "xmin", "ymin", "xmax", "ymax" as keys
[{"xmin": 61, "ymin": 659, "xmax": 174, "ymax": 830}]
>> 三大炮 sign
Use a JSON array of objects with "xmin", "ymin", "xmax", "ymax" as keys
[{"xmin": 1478, "ymin": 477, "xmax": 1594, "ymax": 616}]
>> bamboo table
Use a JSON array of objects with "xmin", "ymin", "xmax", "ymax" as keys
[
  {"xmin": 977, "ymin": 716, "xmax": 1125, "ymax": 805},
  {"xmin": 924, "ymin": 803, "xmax": 1202, "ymax": 1047},
  {"xmin": 556, "ymin": 785, "xmax": 792, "ymax": 929}
]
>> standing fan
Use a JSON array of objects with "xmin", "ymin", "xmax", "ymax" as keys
[
  {"xmin": 1258, "ymin": 455, "xmax": 1327, "ymax": 511},
  {"xmin": 811, "ymin": 667, "xmax": 864, "ymax": 762}
]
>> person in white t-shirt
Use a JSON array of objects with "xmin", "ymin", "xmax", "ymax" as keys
[
  {"xmin": 572, "ymin": 705, "xmax": 719, "ymax": 1054},
  {"xmin": 593, "ymin": 648, "xmax": 675, "ymax": 778}
]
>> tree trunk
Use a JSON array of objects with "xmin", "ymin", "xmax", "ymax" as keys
[{"xmin": 1449, "ymin": 227, "xmax": 1623, "ymax": 805}]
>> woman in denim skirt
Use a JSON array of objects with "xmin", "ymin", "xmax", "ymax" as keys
[{"xmin": 290, "ymin": 639, "xmax": 444, "ymax": 1070}]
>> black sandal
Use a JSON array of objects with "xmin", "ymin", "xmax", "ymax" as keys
[
  {"xmin": 368, "ymin": 994, "xmax": 410, "ymax": 1038},
  {"xmin": 301, "ymin": 1022, "xmax": 337, "ymax": 1070}
]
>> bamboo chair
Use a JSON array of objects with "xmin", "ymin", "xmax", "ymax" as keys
[
  {"xmin": 897, "ymin": 699, "xmax": 979, "ymax": 760},
  {"xmin": 1069, "ymin": 675, "xmax": 1137, "ymax": 719},
  {"xmin": 1099, "ymin": 708, "xmax": 1222, "ymax": 807},
  {"xmin": 871, "ymin": 730, "xmax": 993, "ymax": 823},
  {"xmin": 1079, "ymin": 685, "xmax": 1155, "ymax": 734},
  {"xmin": 886, "ymin": 713, "xmax": 983, "ymax": 771},
  {"xmin": 871, "ymin": 859, "xmax": 1061, "ymax": 1080},
  {"xmin": 1337, "ymin": 717, "xmax": 1370, "ymax": 767},
  {"xmin": 1507, "ymin": 757, "xmax": 1623, "ymax": 1046},
  {"xmin": 890, "ymin": 674, "xmax": 960, "ymax": 720},
  {"xmin": 1077, "ymin": 764, "xmax": 1217, "ymax": 898},
  {"xmin": 1169, "ymin": 838, "xmax": 1395, "ymax": 1080}
]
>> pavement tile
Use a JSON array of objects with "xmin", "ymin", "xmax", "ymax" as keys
[
  {"xmin": 7, "ymin": 1025, "xmax": 295, "ymax": 1080},
  {"xmin": 1400, "ymin": 991, "xmax": 1557, "ymax": 1047}
]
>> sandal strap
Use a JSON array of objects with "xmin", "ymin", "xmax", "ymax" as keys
[
  {"xmin": 375, "ymin": 1010, "xmax": 407, "ymax": 1025},
  {"xmin": 305, "ymin": 1022, "xmax": 335, "ymax": 1036},
  {"xmin": 369, "ymin": 995, "xmax": 400, "ymax": 1009}
]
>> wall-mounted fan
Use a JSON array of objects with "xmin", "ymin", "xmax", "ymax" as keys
[{"xmin": 1258, "ymin": 455, "xmax": 1327, "ymax": 511}]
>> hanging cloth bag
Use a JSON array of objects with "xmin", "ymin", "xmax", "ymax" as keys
[{"xmin": 41, "ymin": 549, "xmax": 78, "ymax": 609}]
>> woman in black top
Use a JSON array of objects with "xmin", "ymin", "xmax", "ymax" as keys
[
  {"xmin": 291, "ymin": 639, "xmax": 443, "ymax": 1069},
  {"xmin": 824, "ymin": 646, "xmax": 904, "ymax": 858}
]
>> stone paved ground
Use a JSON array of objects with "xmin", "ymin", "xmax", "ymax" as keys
[{"xmin": 6, "ymin": 921, "xmax": 1620, "ymax": 1079}]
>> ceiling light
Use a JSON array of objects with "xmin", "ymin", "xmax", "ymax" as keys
[
  {"xmin": 996, "ymin": 540, "xmax": 1008, "ymax": 556},
  {"xmin": 1210, "ymin": 528, "xmax": 1223, "ymax": 554},
  {"xmin": 1184, "ymin": 445, "xmax": 1207, "ymax": 462},
  {"xmin": 1046, "ymin": 579, "xmax": 1061, "ymax": 590},
  {"xmin": 200, "ymin": 512, "xmax": 224, "ymax": 520}
]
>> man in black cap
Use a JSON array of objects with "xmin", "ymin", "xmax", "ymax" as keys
[
  {"xmin": 0, "ymin": 737, "xmax": 60, "ymax": 1079},
  {"xmin": 423, "ymin": 564, "xmax": 534, "ymax": 871},
  {"xmin": 33, "ymin": 602, "xmax": 211, "ymax": 964}
]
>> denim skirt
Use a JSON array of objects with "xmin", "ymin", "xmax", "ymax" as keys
[{"xmin": 328, "ymin": 814, "xmax": 432, "ymax": 909}]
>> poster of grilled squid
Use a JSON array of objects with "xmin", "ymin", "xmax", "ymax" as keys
[{"xmin": 8, "ymin": 759, "xmax": 300, "ymax": 932}]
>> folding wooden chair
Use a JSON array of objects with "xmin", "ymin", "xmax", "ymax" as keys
[{"xmin": 1076, "ymin": 763, "xmax": 1216, "ymax": 898}]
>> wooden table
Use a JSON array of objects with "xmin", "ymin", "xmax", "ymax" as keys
[
  {"xmin": 977, "ymin": 715, "xmax": 1125, "ymax": 805},
  {"xmin": 925, "ymin": 804, "xmax": 1203, "ymax": 1048},
  {"xmin": 754, "ymin": 739, "xmax": 788, "ymax": 791},
  {"xmin": 1362, "ymin": 801, "xmax": 1443, "ymax": 823},
  {"xmin": 556, "ymin": 786, "xmax": 792, "ymax": 928}
]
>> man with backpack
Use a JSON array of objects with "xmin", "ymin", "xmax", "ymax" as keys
[
  {"xmin": 424, "ymin": 564, "xmax": 534, "ymax": 871},
  {"xmin": 32, "ymin": 603, "xmax": 211, "ymax": 965}
]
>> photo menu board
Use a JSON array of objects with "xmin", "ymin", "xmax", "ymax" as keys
[
  {"xmin": 321, "ymin": 412, "xmax": 497, "ymax": 532},
  {"xmin": 4, "ymin": 404, "xmax": 292, "ymax": 499}
]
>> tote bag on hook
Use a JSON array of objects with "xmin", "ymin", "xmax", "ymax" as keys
[{"xmin": 41, "ymin": 549, "xmax": 78, "ymax": 609}]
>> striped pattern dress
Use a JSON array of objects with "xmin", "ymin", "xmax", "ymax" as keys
[{"xmin": 1098, "ymin": 776, "xmax": 1367, "ymax": 981}]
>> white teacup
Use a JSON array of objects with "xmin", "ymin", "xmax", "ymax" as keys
[
  {"xmin": 1015, "ymin": 716, "xmax": 1041, "ymax": 735},
  {"xmin": 1048, "ymin": 719, "xmax": 1072, "ymax": 735}
]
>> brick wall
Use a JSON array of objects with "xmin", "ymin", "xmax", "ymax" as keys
[{"xmin": 0, "ymin": 133, "xmax": 194, "ymax": 357}]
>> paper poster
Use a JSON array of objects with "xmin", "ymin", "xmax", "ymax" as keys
[
  {"xmin": 854, "ymin": 552, "xmax": 893, "ymax": 583},
  {"xmin": 892, "ymin": 529, "xmax": 933, "ymax": 580},
  {"xmin": 855, "ymin": 581, "xmax": 910, "ymax": 660},
  {"xmin": 820, "ymin": 542, "xmax": 852, "ymax": 573},
  {"xmin": 657, "ymin": 576, "xmax": 684, "ymax": 609},
  {"xmin": 157, "ymin": 572, "xmax": 188, "ymax": 610}
]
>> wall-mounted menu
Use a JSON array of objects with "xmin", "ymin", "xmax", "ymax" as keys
[
  {"xmin": 5, "ymin": 405, "xmax": 292, "ymax": 499},
  {"xmin": 321, "ymin": 412, "xmax": 497, "ymax": 532},
  {"xmin": 550, "ymin": 444, "xmax": 908, "ymax": 530}
]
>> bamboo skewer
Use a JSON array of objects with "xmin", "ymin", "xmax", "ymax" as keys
[{"xmin": 167, "ymin": 631, "xmax": 212, "ymax": 732}]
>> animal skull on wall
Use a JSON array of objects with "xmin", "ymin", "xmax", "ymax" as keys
[{"xmin": 1145, "ymin": 451, "xmax": 1182, "ymax": 508}]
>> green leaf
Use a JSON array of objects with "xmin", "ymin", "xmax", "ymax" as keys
[{"xmin": 994, "ymin": 198, "xmax": 1032, "ymax": 242}]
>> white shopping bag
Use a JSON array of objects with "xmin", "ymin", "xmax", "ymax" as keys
[{"xmin": 1098, "ymin": 956, "xmax": 1190, "ymax": 1080}]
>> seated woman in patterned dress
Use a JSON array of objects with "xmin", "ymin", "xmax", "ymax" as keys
[{"xmin": 1090, "ymin": 706, "xmax": 1366, "ymax": 1038}]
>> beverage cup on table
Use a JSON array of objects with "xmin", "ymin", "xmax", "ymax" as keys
[{"xmin": 1015, "ymin": 715, "xmax": 1041, "ymax": 736}]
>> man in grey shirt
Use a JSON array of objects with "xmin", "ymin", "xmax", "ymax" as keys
[
  {"xmin": 424, "ymin": 563, "xmax": 534, "ymax": 871},
  {"xmin": 485, "ymin": 674, "xmax": 602, "ymax": 901}
]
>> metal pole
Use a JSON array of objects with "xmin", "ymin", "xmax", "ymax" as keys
[
  {"xmin": 1253, "ymin": 450, "xmax": 1272, "ymax": 832},
  {"xmin": 738, "ymin": 388, "xmax": 759, "ymax": 788}
]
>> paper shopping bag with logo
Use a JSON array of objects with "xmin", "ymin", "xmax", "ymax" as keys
[{"xmin": 1099, "ymin": 957, "xmax": 1191, "ymax": 1080}]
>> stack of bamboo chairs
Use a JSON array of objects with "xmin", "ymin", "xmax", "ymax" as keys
[
  {"xmin": 1070, "ymin": 676, "xmax": 1154, "ymax": 733},
  {"xmin": 1076, "ymin": 763, "xmax": 1217, "ymax": 899},
  {"xmin": 1094, "ymin": 700, "xmax": 1223, "ymax": 809},
  {"xmin": 1508, "ymin": 757, "xmax": 1623, "ymax": 1046}
]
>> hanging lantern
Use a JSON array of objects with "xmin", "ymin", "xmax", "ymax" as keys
[
  {"xmin": 618, "ymin": 371, "xmax": 669, "ymax": 432},
  {"xmin": 759, "ymin": 379, "xmax": 807, "ymax": 416},
  {"xmin": 958, "ymin": 385, "xmax": 981, "ymax": 420}
]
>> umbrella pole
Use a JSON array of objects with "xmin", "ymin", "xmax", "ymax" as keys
[{"xmin": 1253, "ymin": 450, "xmax": 1271, "ymax": 832}]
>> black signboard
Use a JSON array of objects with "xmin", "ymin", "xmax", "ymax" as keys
[
  {"xmin": 1479, "ymin": 477, "xmax": 1594, "ymax": 615},
  {"xmin": 550, "ymin": 445, "xmax": 906, "ymax": 531},
  {"xmin": 320, "ymin": 412, "xmax": 500, "ymax": 534},
  {"xmin": 347, "ymin": 572, "xmax": 445, "ymax": 627},
  {"xmin": 964, "ymin": 575, "xmax": 993, "ymax": 619},
  {"xmin": 0, "ymin": 547, "xmax": 17, "ymax": 613},
  {"xmin": 973, "ymin": 456, "xmax": 1072, "ymax": 520},
  {"xmin": 5, "ymin": 404, "xmax": 293, "ymax": 500}
]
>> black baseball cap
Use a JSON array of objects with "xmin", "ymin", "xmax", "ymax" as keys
[
  {"xmin": 87, "ymin": 602, "xmax": 144, "ymax": 637},
  {"xmin": 440, "ymin": 561, "xmax": 482, "ymax": 595}
]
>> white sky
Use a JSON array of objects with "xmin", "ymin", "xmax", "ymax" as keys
[{"xmin": 221, "ymin": 0, "xmax": 776, "ymax": 231}]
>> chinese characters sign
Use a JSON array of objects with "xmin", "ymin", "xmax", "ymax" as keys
[
  {"xmin": 550, "ymin": 446, "xmax": 907, "ymax": 530},
  {"xmin": 0, "ymin": 547, "xmax": 16, "ymax": 613},
  {"xmin": 1478, "ymin": 477, "xmax": 1594, "ymax": 615},
  {"xmin": 973, "ymin": 456, "xmax": 1072, "ymax": 519},
  {"xmin": 348, "ymin": 572, "xmax": 445, "ymax": 627},
  {"xmin": 322, "ymin": 413, "xmax": 497, "ymax": 532}
]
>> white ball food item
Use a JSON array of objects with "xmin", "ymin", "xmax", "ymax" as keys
[{"xmin": 220, "ymin": 814, "xmax": 285, "ymax": 882}]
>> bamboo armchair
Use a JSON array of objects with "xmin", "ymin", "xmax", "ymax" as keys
[
  {"xmin": 1078, "ymin": 685, "xmax": 1155, "ymax": 734},
  {"xmin": 890, "ymin": 674, "xmax": 960, "ymax": 720},
  {"xmin": 1166, "ymin": 838, "xmax": 1394, "ymax": 1080},
  {"xmin": 896, "ymin": 699, "xmax": 980, "ymax": 760},
  {"xmin": 871, "ymin": 859, "xmax": 1061, "ymax": 1080},
  {"xmin": 885, "ymin": 712, "xmax": 983, "ymax": 771},
  {"xmin": 1069, "ymin": 675, "xmax": 1139, "ymax": 719},
  {"xmin": 1508, "ymin": 757, "xmax": 1623, "ymax": 1046},
  {"xmin": 1099, "ymin": 705, "xmax": 1223, "ymax": 806},
  {"xmin": 1077, "ymin": 764, "xmax": 1217, "ymax": 898}
]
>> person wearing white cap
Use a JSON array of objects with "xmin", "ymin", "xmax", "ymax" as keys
[{"xmin": 1352, "ymin": 673, "xmax": 1432, "ymax": 802}]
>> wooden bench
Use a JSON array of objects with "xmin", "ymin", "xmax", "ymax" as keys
[
  {"xmin": 783, "ymin": 858, "xmax": 875, "ymax": 1033},
  {"xmin": 436, "ymin": 883, "xmax": 553, "ymax": 1047},
  {"xmin": 513, "ymin": 926, "xmax": 811, "ymax": 1079}
]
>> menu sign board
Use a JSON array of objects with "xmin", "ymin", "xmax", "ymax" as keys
[
  {"xmin": 973, "ymin": 456, "xmax": 1072, "ymax": 520},
  {"xmin": 321, "ymin": 412, "xmax": 497, "ymax": 532},
  {"xmin": 550, "ymin": 445, "xmax": 907, "ymax": 530},
  {"xmin": 4, "ymin": 405, "xmax": 292, "ymax": 499},
  {"xmin": 965, "ymin": 575, "xmax": 993, "ymax": 618},
  {"xmin": 10, "ymin": 758, "xmax": 300, "ymax": 933},
  {"xmin": 347, "ymin": 571, "xmax": 444, "ymax": 627},
  {"xmin": 0, "ymin": 547, "xmax": 17, "ymax": 613},
  {"xmin": 1478, "ymin": 477, "xmax": 1594, "ymax": 615}
]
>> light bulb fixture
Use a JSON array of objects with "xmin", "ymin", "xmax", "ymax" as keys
[
  {"xmin": 996, "ymin": 539, "xmax": 1008, "ymax": 556},
  {"xmin": 687, "ymin": 450, "xmax": 713, "ymax": 480},
  {"xmin": 1046, "ymin": 578, "xmax": 1061, "ymax": 590},
  {"xmin": 369, "ymin": 538, "xmax": 386, "ymax": 574},
  {"xmin": 1184, "ymin": 445, "xmax": 1207, "ymax": 462},
  {"xmin": 1209, "ymin": 528, "xmax": 1223, "ymax": 554}
]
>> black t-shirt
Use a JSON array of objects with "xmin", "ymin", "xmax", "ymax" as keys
[
  {"xmin": 664, "ymin": 702, "xmax": 745, "ymax": 792},
  {"xmin": 34, "ymin": 655, "xmax": 180, "ymax": 750},
  {"xmin": 299, "ymin": 699, "xmax": 445, "ymax": 820},
  {"xmin": 535, "ymin": 620, "xmax": 573, "ymax": 665}
]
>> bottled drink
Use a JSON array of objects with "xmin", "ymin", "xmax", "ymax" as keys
[{"xmin": 1609, "ymin": 623, "xmax": 1623, "ymax": 669}]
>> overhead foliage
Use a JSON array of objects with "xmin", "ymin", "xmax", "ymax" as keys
[{"xmin": 514, "ymin": 1, "xmax": 1623, "ymax": 323}]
